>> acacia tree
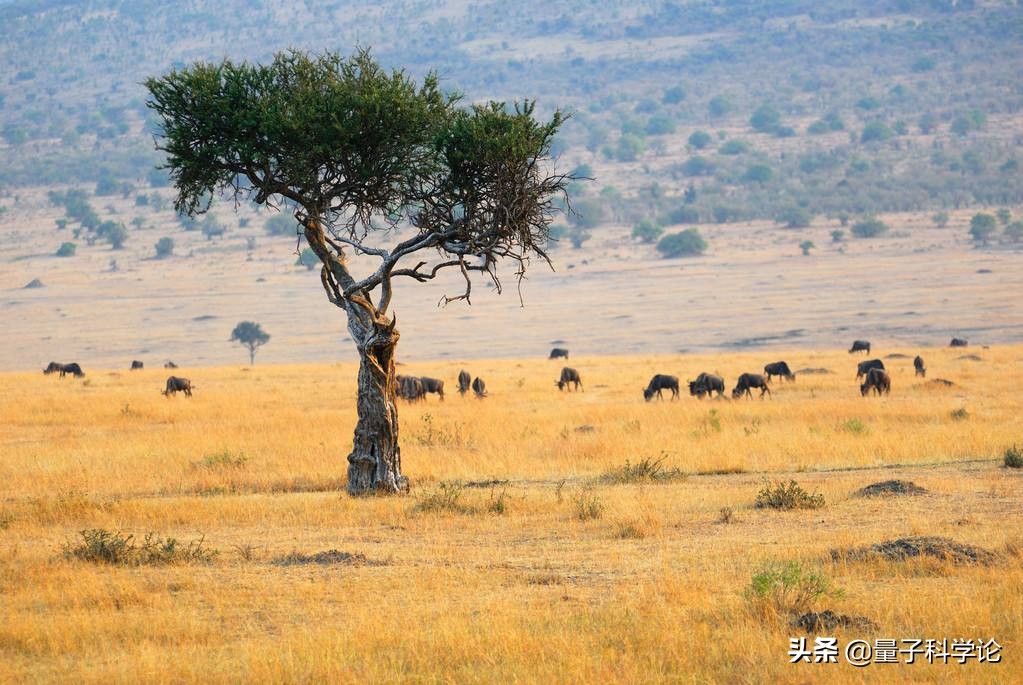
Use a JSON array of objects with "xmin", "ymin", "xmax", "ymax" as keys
[
  {"xmin": 146, "ymin": 50, "xmax": 569, "ymax": 495},
  {"xmin": 230, "ymin": 321, "xmax": 270, "ymax": 365}
]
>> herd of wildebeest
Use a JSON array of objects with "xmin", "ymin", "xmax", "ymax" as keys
[{"xmin": 40, "ymin": 337, "xmax": 972, "ymax": 401}]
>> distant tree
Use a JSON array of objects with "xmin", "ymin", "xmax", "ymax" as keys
[
  {"xmin": 95, "ymin": 174, "xmax": 119, "ymax": 196},
  {"xmin": 837, "ymin": 213, "xmax": 850, "ymax": 227},
  {"xmin": 131, "ymin": 217, "xmax": 145, "ymax": 229},
  {"xmin": 571, "ymin": 163, "xmax": 593, "ymax": 179},
  {"xmin": 860, "ymin": 121, "xmax": 893, "ymax": 143},
  {"xmin": 855, "ymin": 96, "xmax": 881, "ymax": 111},
  {"xmin": 683, "ymin": 183, "xmax": 697, "ymax": 204},
  {"xmin": 615, "ymin": 134, "xmax": 645, "ymax": 161},
  {"xmin": 56, "ymin": 242, "xmax": 76, "ymax": 257},
  {"xmin": 296, "ymin": 247, "xmax": 319, "ymax": 270},
  {"xmin": 688, "ymin": 130, "xmax": 712, "ymax": 149},
  {"xmin": 851, "ymin": 218, "xmax": 889, "ymax": 238},
  {"xmin": 154, "ymin": 236, "xmax": 174, "ymax": 258},
  {"xmin": 569, "ymin": 197, "xmax": 605, "ymax": 230},
  {"xmin": 147, "ymin": 167, "xmax": 171, "ymax": 188},
  {"xmin": 912, "ymin": 56, "xmax": 935, "ymax": 72},
  {"xmin": 681, "ymin": 156, "xmax": 714, "ymax": 176},
  {"xmin": 918, "ymin": 112, "xmax": 939, "ymax": 134},
  {"xmin": 230, "ymin": 321, "xmax": 270, "ymax": 365},
  {"xmin": 656, "ymin": 228, "xmax": 707, "ymax": 258},
  {"xmin": 265, "ymin": 213, "xmax": 297, "ymax": 236},
  {"xmin": 569, "ymin": 229, "xmax": 591, "ymax": 249},
  {"xmin": 631, "ymin": 219, "xmax": 663, "ymax": 243},
  {"xmin": 749, "ymin": 104, "xmax": 781, "ymax": 133},
  {"xmin": 950, "ymin": 116, "xmax": 972, "ymax": 137},
  {"xmin": 666, "ymin": 205, "xmax": 699, "ymax": 225},
  {"xmin": 201, "ymin": 216, "xmax": 226, "ymax": 240},
  {"xmin": 646, "ymin": 116, "xmax": 676, "ymax": 136},
  {"xmin": 893, "ymin": 120, "xmax": 908, "ymax": 135},
  {"xmin": 708, "ymin": 95, "xmax": 733, "ymax": 119},
  {"xmin": 932, "ymin": 211, "xmax": 949, "ymax": 228},
  {"xmin": 799, "ymin": 240, "xmax": 815, "ymax": 256},
  {"xmin": 105, "ymin": 222, "xmax": 129, "ymax": 249},
  {"xmin": 830, "ymin": 229, "xmax": 845, "ymax": 243},
  {"xmin": 662, "ymin": 85, "xmax": 686, "ymax": 104},
  {"xmin": 996, "ymin": 208, "xmax": 1011, "ymax": 225},
  {"xmin": 718, "ymin": 139, "xmax": 748, "ymax": 155},
  {"xmin": 969, "ymin": 213, "xmax": 996, "ymax": 244},
  {"xmin": 55, "ymin": 218, "xmax": 68, "ymax": 231},
  {"xmin": 806, "ymin": 120, "xmax": 829, "ymax": 135},
  {"xmin": 742, "ymin": 164, "xmax": 773, "ymax": 184},
  {"xmin": 777, "ymin": 206, "xmax": 813, "ymax": 229},
  {"xmin": 1005, "ymin": 221, "xmax": 1023, "ymax": 243}
]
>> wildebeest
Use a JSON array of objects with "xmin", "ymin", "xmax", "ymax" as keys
[
  {"xmin": 457, "ymin": 369, "xmax": 471, "ymax": 395},
  {"xmin": 162, "ymin": 376, "xmax": 193, "ymax": 397},
  {"xmin": 913, "ymin": 355, "xmax": 926, "ymax": 378},
  {"xmin": 860, "ymin": 367, "xmax": 891, "ymax": 396},
  {"xmin": 556, "ymin": 367, "xmax": 583, "ymax": 391},
  {"xmin": 763, "ymin": 361, "xmax": 795, "ymax": 382},
  {"xmin": 643, "ymin": 374, "xmax": 679, "ymax": 401},
  {"xmin": 732, "ymin": 373, "xmax": 771, "ymax": 399},
  {"xmin": 164, "ymin": 361, "xmax": 178, "ymax": 369},
  {"xmin": 43, "ymin": 362, "xmax": 84, "ymax": 378},
  {"xmin": 549, "ymin": 348, "xmax": 569, "ymax": 360},
  {"xmin": 855, "ymin": 359, "xmax": 885, "ymax": 380},
  {"xmin": 472, "ymin": 376, "xmax": 487, "ymax": 398},
  {"xmin": 950, "ymin": 337, "xmax": 968, "ymax": 347},
  {"xmin": 130, "ymin": 360, "xmax": 144, "ymax": 370},
  {"xmin": 689, "ymin": 372, "xmax": 725, "ymax": 398},
  {"xmin": 848, "ymin": 340, "xmax": 871, "ymax": 354},
  {"xmin": 396, "ymin": 375, "xmax": 425, "ymax": 402},
  {"xmin": 419, "ymin": 377, "xmax": 445, "ymax": 400}
]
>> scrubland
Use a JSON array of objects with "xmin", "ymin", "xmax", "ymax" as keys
[{"xmin": 0, "ymin": 346, "xmax": 1020, "ymax": 683}]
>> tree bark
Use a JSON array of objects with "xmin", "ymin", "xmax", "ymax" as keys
[{"xmin": 346, "ymin": 314, "xmax": 407, "ymax": 495}]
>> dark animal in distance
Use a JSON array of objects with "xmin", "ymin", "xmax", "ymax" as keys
[
  {"xmin": 643, "ymin": 374, "xmax": 679, "ymax": 401},
  {"xmin": 950, "ymin": 338, "xmax": 968, "ymax": 347},
  {"xmin": 457, "ymin": 369, "xmax": 471, "ymax": 396},
  {"xmin": 472, "ymin": 377, "xmax": 487, "ymax": 398},
  {"xmin": 763, "ymin": 361, "xmax": 795, "ymax": 382},
  {"xmin": 549, "ymin": 348, "xmax": 569, "ymax": 360},
  {"xmin": 396, "ymin": 375, "xmax": 425, "ymax": 402},
  {"xmin": 689, "ymin": 372, "xmax": 725, "ymax": 398},
  {"xmin": 419, "ymin": 377, "xmax": 445, "ymax": 400},
  {"xmin": 848, "ymin": 340, "xmax": 871, "ymax": 354},
  {"xmin": 556, "ymin": 367, "xmax": 583, "ymax": 391},
  {"xmin": 162, "ymin": 376, "xmax": 193, "ymax": 397},
  {"xmin": 732, "ymin": 373, "xmax": 771, "ymax": 399},
  {"xmin": 913, "ymin": 355, "xmax": 926, "ymax": 378},
  {"xmin": 43, "ymin": 362, "xmax": 84, "ymax": 378},
  {"xmin": 164, "ymin": 361, "xmax": 178, "ymax": 369},
  {"xmin": 855, "ymin": 359, "xmax": 885, "ymax": 380},
  {"xmin": 130, "ymin": 360, "xmax": 144, "ymax": 370},
  {"xmin": 860, "ymin": 367, "xmax": 891, "ymax": 396}
]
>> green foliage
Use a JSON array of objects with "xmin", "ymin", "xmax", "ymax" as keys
[
  {"xmin": 969, "ymin": 213, "xmax": 996, "ymax": 244},
  {"xmin": 851, "ymin": 218, "xmax": 889, "ymax": 238},
  {"xmin": 662, "ymin": 85, "xmax": 686, "ymax": 104},
  {"xmin": 707, "ymin": 95, "xmax": 733, "ymax": 119},
  {"xmin": 742, "ymin": 163, "xmax": 773, "ymax": 184},
  {"xmin": 154, "ymin": 236, "xmax": 174, "ymax": 258},
  {"xmin": 831, "ymin": 229, "xmax": 845, "ymax": 243},
  {"xmin": 745, "ymin": 561, "xmax": 842, "ymax": 617},
  {"xmin": 265, "ymin": 214, "xmax": 296, "ymax": 236},
  {"xmin": 569, "ymin": 197, "xmax": 604, "ymax": 230},
  {"xmin": 912, "ymin": 56, "xmax": 936, "ymax": 72},
  {"xmin": 1005, "ymin": 445, "xmax": 1023, "ymax": 469},
  {"xmin": 645, "ymin": 116, "xmax": 676, "ymax": 136},
  {"xmin": 230, "ymin": 321, "xmax": 270, "ymax": 363},
  {"xmin": 569, "ymin": 229, "xmax": 591, "ymax": 249},
  {"xmin": 681, "ymin": 155, "xmax": 714, "ymax": 176},
  {"xmin": 754, "ymin": 480, "xmax": 825, "ymax": 510},
  {"xmin": 799, "ymin": 240, "xmax": 815, "ymax": 256},
  {"xmin": 861, "ymin": 121, "xmax": 893, "ymax": 143},
  {"xmin": 296, "ymin": 247, "xmax": 319, "ymax": 270},
  {"xmin": 615, "ymin": 133, "xmax": 645, "ymax": 161},
  {"xmin": 777, "ymin": 206, "xmax": 812, "ymax": 229},
  {"xmin": 688, "ymin": 130, "xmax": 712, "ymax": 149},
  {"xmin": 1005, "ymin": 221, "xmax": 1023, "ymax": 243},
  {"xmin": 656, "ymin": 228, "xmax": 707, "ymax": 258},
  {"xmin": 197, "ymin": 451, "xmax": 249, "ymax": 469},
  {"xmin": 718, "ymin": 139, "xmax": 748, "ymax": 155},
  {"xmin": 104, "ymin": 222, "xmax": 129, "ymax": 249},
  {"xmin": 599, "ymin": 454, "xmax": 686, "ymax": 485},
  {"xmin": 94, "ymin": 174, "xmax": 119, "ymax": 196},
  {"xmin": 631, "ymin": 219, "xmax": 663, "ymax": 243},
  {"xmin": 55, "ymin": 242, "xmax": 76, "ymax": 257},
  {"xmin": 995, "ymin": 208, "xmax": 1011, "ymax": 225},
  {"xmin": 749, "ymin": 104, "xmax": 781, "ymax": 133},
  {"xmin": 63, "ymin": 528, "xmax": 218, "ymax": 566},
  {"xmin": 666, "ymin": 205, "xmax": 699, "ymax": 225},
  {"xmin": 932, "ymin": 211, "xmax": 950, "ymax": 228}
]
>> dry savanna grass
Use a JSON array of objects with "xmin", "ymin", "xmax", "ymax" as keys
[{"xmin": 0, "ymin": 346, "xmax": 1021, "ymax": 682}]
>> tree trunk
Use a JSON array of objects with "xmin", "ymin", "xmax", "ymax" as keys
[
  {"xmin": 346, "ymin": 315, "xmax": 407, "ymax": 495},
  {"xmin": 249, "ymin": 346, "xmax": 255, "ymax": 365}
]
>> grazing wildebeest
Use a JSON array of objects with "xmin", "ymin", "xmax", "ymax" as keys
[
  {"xmin": 164, "ymin": 361, "xmax": 178, "ymax": 369},
  {"xmin": 130, "ymin": 360, "xmax": 144, "ymax": 370},
  {"xmin": 848, "ymin": 340, "xmax": 871, "ymax": 354},
  {"xmin": 458, "ymin": 369, "xmax": 471, "ymax": 395},
  {"xmin": 549, "ymin": 348, "xmax": 569, "ymax": 360},
  {"xmin": 43, "ymin": 362, "xmax": 84, "ymax": 378},
  {"xmin": 643, "ymin": 374, "xmax": 679, "ymax": 401},
  {"xmin": 855, "ymin": 359, "xmax": 885, "ymax": 380},
  {"xmin": 472, "ymin": 377, "xmax": 487, "ymax": 398},
  {"xmin": 914, "ymin": 355, "xmax": 926, "ymax": 378},
  {"xmin": 556, "ymin": 367, "xmax": 583, "ymax": 391},
  {"xmin": 419, "ymin": 377, "xmax": 445, "ymax": 400},
  {"xmin": 162, "ymin": 376, "xmax": 193, "ymax": 397},
  {"xmin": 689, "ymin": 372, "xmax": 725, "ymax": 398},
  {"xmin": 860, "ymin": 367, "xmax": 891, "ymax": 396},
  {"xmin": 763, "ymin": 361, "xmax": 795, "ymax": 383},
  {"xmin": 732, "ymin": 373, "xmax": 771, "ymax": 399},
  {"xmin": 396, "ymin": 375, "xmax": 425, "ymax": 402},
  {"xmin": 950, "ymin": 337, "xmax": 968, "ymax": 347}
]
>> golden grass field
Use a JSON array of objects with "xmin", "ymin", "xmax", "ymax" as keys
[{"xmin": 1, "ymin": 346, "xmax": 1021, "ymax": 682}]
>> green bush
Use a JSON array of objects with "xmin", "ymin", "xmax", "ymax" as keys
[
  {"xmin": 656, "ymin": 229, "xmax": 707, "ymax": 258},
  {"xmin": 745, "ymin": 561, "xmax": 842, "ymax": 617},
  {"xmin": 718, "ymin": 139, "xmax": 749, "ymax": 155},
  {"xmin": 750, "ymin": 104, "xmax": 781, "ymax": 133},
  {"xmin": 755, "ymin": 480, "xmax": 825, "ymax": 510},
  {"xmin": 969, "ymin": 213, "xmax": 996, "ymax": 244},
  {"xmin": 1004, "ymin": 445, "xmax": 1023, "ymax": 469},
  {"xmin": 688, "ymin": 130, "xmax": 712, "ymax": 149},
  {"xmin": 742, "ymin": 164, "xmax": 773, "ymax": 184},
  {"xmin": 851, "ymin": 218, "xmax": 889, "ymax": 238},
  {"xmin": 63, "ymin": 528, "xmax": 218, "ymax": 565},
  {"xmin": 861, "ymin": 121, "xmax": 893, "ymax": 143},
  {"xmin": 631, "ymin": 219, "xmax": 663, "ymax": 243},
  {"xmin": 154, "ymin": 236, "xmax": 174, "ymax": 258},
  {"xmin": 778, "ymin": 206, "xmax": 812, "ymax": 229},
  {"xmin": 55, "ymin": 242, "xmax": 77, "ymax": 257}
]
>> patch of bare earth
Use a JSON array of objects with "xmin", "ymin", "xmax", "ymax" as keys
[
  {"xmin": 832, "ymin": 536, "xmax": 998, "ymax": 565},
  {"xmin": 854, "ymin": 480, "xmax": 928, "ymax": 497}
]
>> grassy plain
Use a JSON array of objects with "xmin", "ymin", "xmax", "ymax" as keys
[{"xmin": 0, "ymin": 346, "xmax": 1021, "ymax": 682}]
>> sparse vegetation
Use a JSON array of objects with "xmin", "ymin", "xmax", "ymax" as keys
[
  {"xmin": 62, "ymin": 528, "xmax": 218, "ymax": 566},
  {"xmin": 745, "ymin": 560, "xmax": 842, "ymax": 618},
  {"xmin": 600, "ymin": 455, "xmax": 686, "ymax": 485},
  {"xmin": 656, "ymin": 228, "xmax": 707, "ymax": 258},
  {"xmin": 1005, "ymin": 445, "xmax": 1023, "ymax": 469},
  {"xmin": 55, "ymin": 242, "xmax": 76, "ymax": 257},
  {"xmin": 755, "ymin": 480, "xmax": 825, "ymax": 510}
]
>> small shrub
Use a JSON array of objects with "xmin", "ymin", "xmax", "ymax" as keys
[
  {"xmin": 1005, "ymin": 445, "xmax": 1023, "ymax": 469},
  {"xmin": 62, "ymin": 528, "xmax": 218, "ymax": 565},
  {"xmin": 745, "ymin": 560, "xmax": 843, "ymax": 618},
  {"xmin": 55, "ymin": 242, "xmax": 76, "ymax": 257},
  {"xmin": 412, "ymin": 483, "xmax": 469, "ymax": 514},
  {"xmin": 485, "ymin": 487, "xmax": 509, "ymax": 515},
  {"xmin": 573, "ymin": 488, "xmax": 605, "ymax": 521},
  {"xmin": 755, "ymin": 480, "xmax": 825, "ymax": 510},
  {"xmin": 841, "ymin": 419, "xmax": 868, "ymax": 435},
  {"xmin": 600, "ymin": 454, "xmax": 686, "ymax": 485},
  {"xmin": 718, "ymin": 507, "xmax": 735, "ymax": 524},
  {"xmin": 656, "ymin": 228, "xmax": 707, "ymax": 258},
  {"xmin": 950, "ymin": 407, "xmax": 969, "ymax": 421},
  {"xmin": 851, "ymin": 218, "xmax": 889, "ymax": 238},
  {"xmin": 197, "ymin": 451, "xmax": 249, "ymax": 469},
  {"xmin": 154, "ymin": 236, "xmax": 174, "ymax": 258},
  {"xmin": 799, "ymin": 240, "xmax": 815, "ymax": 256}
]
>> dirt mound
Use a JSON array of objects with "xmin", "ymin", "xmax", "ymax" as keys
[
  {"xmin": 794, "ymin": 610, "xmax": 878, "ymax": 633},
  {"xmin": 23, "ymin": 278, "xmax": 44, "ymax": 289},
  {"xmin": 956, "ymin": 354, "xmax": 983, "ymax": 361},
  {"xmin": 884, "ymin": 353, "xmax": 910, "ymax": 359},
  {"xmin": 921, "ymin": 378, "xmax": 956, "ymax": 388},
  {"xmin": 796, "ymin": 367, "xmax": 831, "ymax": 375},
  {"xmin": 462, "ymin": 479, "xmax": 509, "ymax": 489},
  {"xmin": 272, "ymin": 550, "xmax": 371, "ymax": 566},
  {"xmin": 855, "ymin": 480, "xmax": 927, "ymax": 497},
  {"xmin": 832, "ymin": 536, "xmax": 997, "ymax": 565}
]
